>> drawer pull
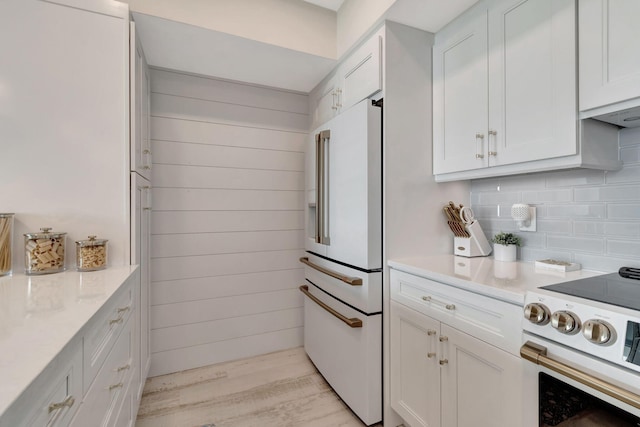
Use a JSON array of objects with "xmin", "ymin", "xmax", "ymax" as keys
[
  {"xmin": 48, "ymin": 395, "xmax": 75, "ymax": 413},
  {"xmin": 439, "ymin": 336, "xmax": 449, "ymax": 342},
  {"xmin": 427, "ymin": 352, "xmax": 436, "ymax": 359},
  {"xmin": 427, "ymin": 329, "xmax": 436, "ymax": 336},
  {"xmin": 116, "ymin": 363, "xmax": 131, "ymax": 372},
  {"xmin": 300, "ymin": 257, "xmax": 363, "ymax": 286},
  {"xmin": 299, "ymin": 285, "xmax": 362, "ymax": 328},
  {"xmin": 439, "ymin": 358, "xmax": 449, "ymax": 366},
  {"xmin": 109, "ymin": 382, "xmax": 124, "ymax": 391},
  {"xmin": 117, "ymin": 306, "xmax": 131, "ymax": 314},
  {"xmin": 109, "ymin": 317, "xmax": 124, "ymax": 326},
  {"xmin": 422, "ymin": 295, "xmax": 456, "ymax": 311}
]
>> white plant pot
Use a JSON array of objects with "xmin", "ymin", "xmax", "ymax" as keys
[{"xmin": 493, "ymin": 244, "xmax": 517, "ymax": 262}]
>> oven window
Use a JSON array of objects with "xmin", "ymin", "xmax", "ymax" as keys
[{"xmin": 539, "ymin": 373, "xmax": 640, "ymax": 426}]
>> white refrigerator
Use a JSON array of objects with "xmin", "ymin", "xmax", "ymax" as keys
[{"xmin": 301, "ymin": 99, "xmax": 382, "ymax": 425}]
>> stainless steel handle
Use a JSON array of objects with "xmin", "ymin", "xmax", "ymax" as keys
[
  {"xmin": 521, "ymin": 341, "xmax": 640, "ymax": 410},
  {"xmin": 299, "ymin": 257, "xmax": 362, "ymax": 286},
  {"xmin": 422, "ymin": 295, "xmax": 456, "ymax": 311},
  {"xmin": 475, "ymin": 132, "xmax": 485, "ymax": 159},
  {"xmin": 299, "ymin": 285, "xmax": 362, "ymax": 328},
  {"xmin": 488, "ymin": 129, "xmax": 497, "ymax": 156},
  {"xmin": 48, "ymin": 396, "xmax": 75, "ymax": 413},
  {"xmin": 315, "ymin": 130, "xmax": 330, "ymax": 245}
]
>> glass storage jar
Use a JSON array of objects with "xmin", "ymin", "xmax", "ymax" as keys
[
  {"xmin": 0, "ymin": 213, "xmax": 14, "ymax": 276},
  {"xmin": 24, "ymin": 227, "xmax": 66, "ymax": 275},
  {"xmin": 75, "ymin": 235, "xmax": 108, "ymax": 271}
]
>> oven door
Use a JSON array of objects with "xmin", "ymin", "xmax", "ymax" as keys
[{"xmin": 522, "ymin": 333, "xmax": 640, "ymax": 427}]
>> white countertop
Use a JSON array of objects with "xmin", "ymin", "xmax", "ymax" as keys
[
  {"xmin": 388, "ymin": 255, "xmax": 607, "ymax": 305},
  {"xmin": 0, "ymin": 266, "xmax": 137, "ymax": 416}
]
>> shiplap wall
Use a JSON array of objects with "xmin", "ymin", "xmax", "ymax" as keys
[{"xmin": 148, "ymin": 69, "xmax": 308, "ymax": 376}]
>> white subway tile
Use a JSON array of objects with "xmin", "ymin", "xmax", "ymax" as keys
[
  {"xmin": 575, "ymin": 185, "xmax": 640, "ymax": 202},
  {"xmin": 496, "ymin": 174, "xmax": 546, "ymax": 190},
  {"xmin": 607, "ymin": 239, "xmax": 640, "ymax": 257},
  {"xmin": 605, "ymin": 222, "xmax": 640, "ymax": 238},
  {"xmin": 607, "ymin": 203, "xmax": 640, "ymax": 220},
  {"xmin": 519, "ymin": 233, "xmax": 545, "ymax": 248},
  {"xmin": 544, "ymin": 169, "xmax": 605, "ymax": 187},
  {"xmin": 573, "ymin": 221, "xmax": 605, "ymax": 235},
  {"xmin": 519, "ymin": 247, "xmax": 574, "ymax": 263},
  {"xmin": 546, "ymin": 235, "xmax": 604, "ymax": 253},
  {"xmin": 521, "ymin": 189, "xmax": 572, "ymax": 203},
  {"xmin": 605, "ymin": 165, "xmax": 640, "ymax": 184},
  {"xmin": 621, "ymin": 146, "xmax": 640, "ymax": 164},
  {"xmin": 619, "ymin": 127, "xmax": 640, "ymax": 147},
  {"xmin": 573, "ymin": 254, "xmax": 640, "ymax": 272},
  {"xmin": 477, "ymin": 191, "xmax": 521, "ymax": 205},
  {"xmin": 470, "ymin": 178, "xmax": 501, "ymax": 192},
  {"xmin": 537, "ymin": 220, "xmax": 572, "ymax": 234},
  {"xmin": 546, "ymin": 204, "xmax": 606, "ymax": 219}
]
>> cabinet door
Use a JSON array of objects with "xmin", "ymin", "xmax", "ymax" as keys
[
  {"xmin": 440, "ymin": 324, "xmax": 522, "ymax": 427},
  {"xmin": 340, "ymin": 33, "xmax": 382, "ymax": 112},
  {"xmin": 487, "ymin": 0, "xmax": 576, "ymax": 166},
  {"xmin": 131, "ymin": 23, "xmax": 152, "ymax": 180},
  {"xmin": 313, "ymin": 76, "xmax": 340, "ymax": 128},
  {"xmin": 580, "ymin": 0, "xmax": 640, "ymax": 111},
  {"xmin": 390, "ymin": 302, "xmax": 440, "ymax": 427},
  {"xmin": 433, "ymin": 7, "xmax": 489, "ymax": 174},
  {"xmin": 131, "ymin": 172, "xmax": 151, "ymax": 400}
]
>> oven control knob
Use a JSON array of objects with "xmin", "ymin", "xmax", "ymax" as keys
[
  {"xmin": 523, "ymin": 303, "xmax": 550, "ymax": 325},
  {"xmin": 551, "ymin": 311, "xmax": 580, "ymax": 334},
  {"xmin": 582, "ymin": 320, "xmax": 614, "ymax": 345}
]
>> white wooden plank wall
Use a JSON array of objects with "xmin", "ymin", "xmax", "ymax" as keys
[{"xmin": 148, "ymin": 69, "xmax": 308, "ymax": 377}]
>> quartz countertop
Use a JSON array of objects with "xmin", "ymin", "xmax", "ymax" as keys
[
  {"xmin": 0, "ymin": 266, "xmax": 137, "ymax": 416},
  {"xmin": 388, "ymin": 255, "xmax": 607, "ymax": 305}
]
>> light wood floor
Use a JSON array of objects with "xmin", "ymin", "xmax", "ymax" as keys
[{"xmin": 135, "ymin": 347, "xmax": 377, "ymax": 427}]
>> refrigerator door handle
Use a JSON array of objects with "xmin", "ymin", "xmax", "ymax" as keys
[
  {"xmin": 300, "ymin": 285, "xmax": 362, "ymax": 328},
  {"xmin": 300, "ymin": 257, "xmax": 363, "ymax": 286},
  {"xmin": 315, "ymin": 129, "xmax": 330, "ymax": 245}
]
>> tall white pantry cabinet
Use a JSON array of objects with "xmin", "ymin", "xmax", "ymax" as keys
[{"xmin": 0, "ymin": 0, "xmax": 150, "ymax": 424}]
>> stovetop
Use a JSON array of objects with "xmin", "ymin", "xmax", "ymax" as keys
[{"xmin": 541, "ymin": 268, "xmax": 640, "ymax": 311}]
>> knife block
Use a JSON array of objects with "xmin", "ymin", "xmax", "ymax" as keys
[{"xmin": 453, "ymin": 221, "xmax": 492, "ymax": 257}]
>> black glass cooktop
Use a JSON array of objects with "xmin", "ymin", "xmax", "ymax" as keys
[{"xmin": 541, "ymin": 268, "xmax": 640, "ymax": 311}]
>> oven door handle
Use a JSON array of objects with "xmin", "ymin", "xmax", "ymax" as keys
[
  {"xmin": 521, "ymin": 341, "xmax": 640, "ymax": 410},
  {"xmin": 299, "ymin": 257, "xmax": 363, "ymax": 286},
  {"xmin": 299, "ymin": 285, "xmax": 363, "ymax": 328}
]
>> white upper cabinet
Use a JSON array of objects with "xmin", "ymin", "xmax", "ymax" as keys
[
  {"xmin": 579, "ymin": 0, "xmax": 640, "ymax": 113},
  {"xmin": 131, "ymin": 21, "xmax": 152, "ymax": 180},
  {"xmin": 309, "ymin": 28, "xmax": 383, "ymax": 130},
  {"xmin": 433, "ymin": 0, "xmax": 620, "ymax": 181}
]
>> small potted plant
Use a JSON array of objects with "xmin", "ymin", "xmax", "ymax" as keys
[{"xmin": 491, "ymin": 232, "xmax": 522, "ymax": 262}]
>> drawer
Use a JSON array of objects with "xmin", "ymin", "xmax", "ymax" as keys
[
  {"xmin": 83, "ymin": 279, "xmax": 134, "ymax": 393},
  {"xmin": 390, "ymin": 269, "xmax": 522, "ymax": 355},
  {"xmin": 301, "ymin": 283, "xmax": 381, "ymax": 425},
  {"xmin": 302, "ymin": 254, "xmax": 381, "ymax": 313},
  {"xmin": 71, "ymin": 314, "xmax": 135, "ymax": 427}
]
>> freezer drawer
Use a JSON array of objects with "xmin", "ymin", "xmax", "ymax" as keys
[
  {"xmin": 302, "ymin": 253, "xmax": 381, "ymax": 313},
  {"xmin": 301, "ymin": 283, "xmax": 381, "ymax": 426}
]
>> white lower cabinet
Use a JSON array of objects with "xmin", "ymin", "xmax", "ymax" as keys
[{"xmin": 390, "ymin": 270, "xmax": 523, "ymax": 427}]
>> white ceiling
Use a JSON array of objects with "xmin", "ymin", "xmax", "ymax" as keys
[{"xmin": 133, "ymin": 0, "xmax": 479, "ymax": 93}]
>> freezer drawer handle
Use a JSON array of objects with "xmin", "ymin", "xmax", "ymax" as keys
[
  {"xmin": 299, "ymin": 285, "xmax": 363, "ymax": 328},
  {"xmin": 520, "ymin": 341, "xmax": 640, "ymax": 410},
  {"xmin": 299, "ymin": 257, "xmax": 363, "ymax": 286}
]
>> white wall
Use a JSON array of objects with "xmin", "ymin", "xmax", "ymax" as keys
[
  {"xmin": 0, "ymin": 0, "xmax": 130, "ymax": 271},
  {"xmin": 337, "ymin": 0, "xmax": 395, "ymax": 57},
  {"xmin": 147, "ymin": 70, "xmax": 308, "ymax": 376},
  {"xmin": 119, "ymin": 0, "xmax": 337, "ymax": 59}
]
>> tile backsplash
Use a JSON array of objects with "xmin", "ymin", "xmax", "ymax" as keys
[{"xmin": 471, "ymin": 126, "xmax": 640, "ymax": 272}]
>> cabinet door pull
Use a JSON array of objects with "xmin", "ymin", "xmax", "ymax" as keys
[
  {"xmin": 109, "ymin": 317, "xmax": 124, "ymax": 326},
  {"xmin": 439, "ymin": 335, "xmax": 449, "ymax": 342},
  {"xmin": 427, "ymin": 352, "xmax": 436, "ymax": 359},
  {"xmin": 116, "ymin": 363, "xmax": 131, "ymax": 372},
  {"xmin": 475, "ymin": 133, "xmax": 485, "ymax": 159},
  {"xmin": 48, "ymin": 395, "xmax": 75, "ymax": 413},
  {"xmin": 108, "ymin": 382, "xmax": 124, "ymax": 391},
  {"xmin": 422, "ymin": 295, "xmax": 456, "ymax": 311},
  {"xmin": 439, "ymin": 358, "xmax": 449, "ymax": 366},
  {"xmin": 488, "ymin": 129, "xmax": 498, "ymax": 156},
  {"xmin": 427, "ymin": 329, "xmax": 436, "ymax": 336},
  {"xmin": 117, "ymin": 306, "xmax": 131, "ymax": 314}
]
